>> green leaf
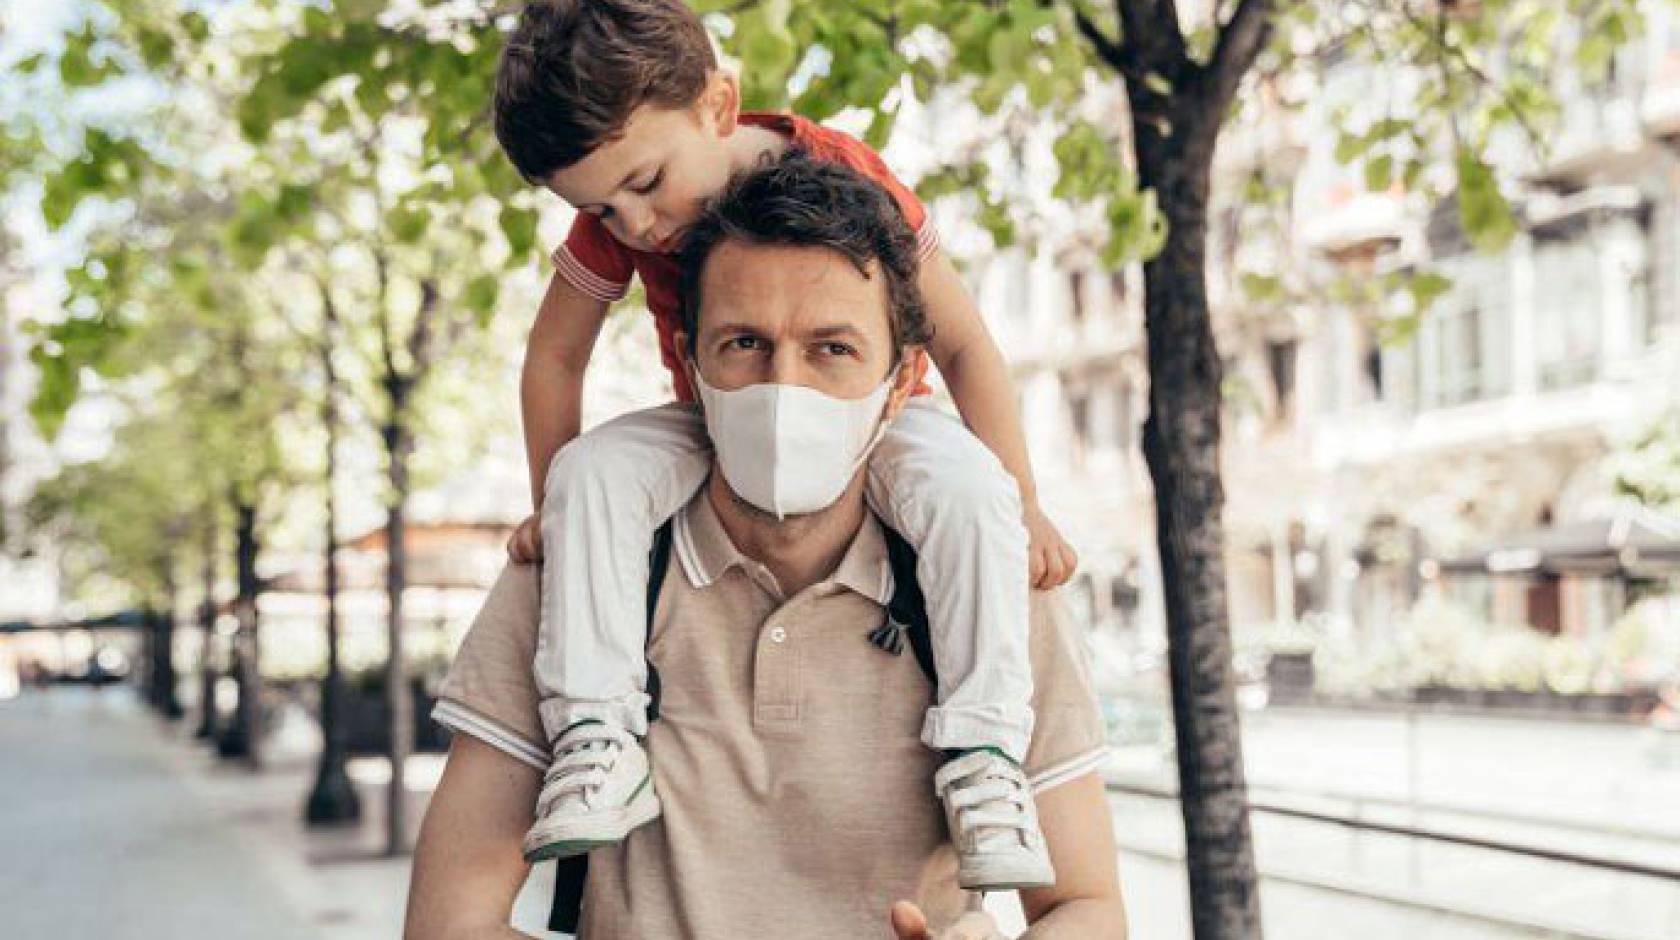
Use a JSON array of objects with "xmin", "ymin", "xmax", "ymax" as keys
[
  {"xmin": 1455, "ymin": 148, "xmax": 1516, "ymax": 251},
  {"xmin": 180, "ymin": 12, "xmax": 210, "ymax": 44},
  {"xmin": 464, "ymin": 275, "xmax": 500, "ymax": 325},
  {"xmin": 59, "ymin": 26, "xmax": 120, "ymax": 87},
  {"xmin": 1240, "ymin": 272, "xmax": 1286, "ymax": 304},
  {"xmin": 136, "ymin": 27, "xmax": 174, "ymax": 70},
  {"xmin": 388, "ymin": 206, "xmax": 431, "ymax": 244},
  {"xmin": 1406, "ymin": 271, "xmax": 1453, "ymax": 314},
  {"xmin": 1364, "ymin": 154, "xmax": 1394, "ymax": 192},
  {"xmin": 499, "ymin": 206, "xmax": 538, "ymax": 261}
]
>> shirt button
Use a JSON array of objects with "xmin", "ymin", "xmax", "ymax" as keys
[{"xmin": 769, "ymin": 627, "xmax": 788, "ymax": 644}]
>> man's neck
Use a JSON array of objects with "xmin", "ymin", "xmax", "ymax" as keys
[{"xmin": 705, "ymin": 471, "xmax": 867, "ymax": 597}]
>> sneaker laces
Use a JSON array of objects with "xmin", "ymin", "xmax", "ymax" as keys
[
  {"xmin": 539, "ymin": 723, "xmax": 628, "ymax": 814},
  {"xmin": 936, "ymin": 751, "xmax": 1033, "ymax": 849}
]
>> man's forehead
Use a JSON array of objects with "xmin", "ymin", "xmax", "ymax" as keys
[{"xmin": 700, "ymin": 241, "xmax": 887, "ymax": 328}]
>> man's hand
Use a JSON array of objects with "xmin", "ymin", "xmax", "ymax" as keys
[
  {"xmin": 889, "ymin": 901, "xmax": 1005, "ymax": 940},
  {"xmin": 1025, "ymin": 503, "xmax": 1078, "ymax": 590},
  {"xmin": 506, "ymin": 513, "xmax": 543, "ymax": 563}
]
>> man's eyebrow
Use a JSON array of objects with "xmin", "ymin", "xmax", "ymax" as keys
[
  {"xmin": 702, "ymin": 321, "xmax": 766, "ymax": 339},
  {"xmin": 809, "ymin": 324, "xmax": 867, "ymax": 341},
  {"xmin": 573, "ymin": 163, "xmax": 653, "ymax": 210}
]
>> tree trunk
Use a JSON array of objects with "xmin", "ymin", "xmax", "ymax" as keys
[
  {"xmin": 157, "ymin": 575, "xmax": 183, "ymax": 720},
  {"xmin": 195, "ymin": 518, "xmax": 219, "ymax": 740},
  {"xmin": 307, "ymin": 344, "xmax": 360, "ymax": 825},
  {"xmin": 141, "ymin": 605, "xmax": 160, "ymax": 708},
  {"xmin": 1129, "ymin": 84, "xmax": 1264, "ymax": 938},
  {"xmin": 218, "ymin": 499, "xmax": 262, "ymax": 768},
  {"xmin": 383, "ymin": 402, "xmax": 414, "ymax": 855}
]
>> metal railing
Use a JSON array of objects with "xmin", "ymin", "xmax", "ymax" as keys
[{"xmin": 1106, "ymin": 780, "xmax": 1680, "ymax": 882}]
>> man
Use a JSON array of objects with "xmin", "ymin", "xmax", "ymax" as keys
[{"xmin": 405, "ymin": 155, "xmax": 1127, "ymax": 939}]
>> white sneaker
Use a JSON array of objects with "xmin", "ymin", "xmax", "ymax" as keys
[
  {"xmin": 522, "ymin": 721, "xmax": 661, "ymax": 862},
  {"xmin": 935, "ymin": 749, "xmax": 1056, "ymax": 891}
]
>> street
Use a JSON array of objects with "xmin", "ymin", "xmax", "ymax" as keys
[
  {"xmin": 5, "ymin": 687, "xmax": 1679, "ymax": 939},
  {"xmin": 0, "ymin": 687, "xmax": 413, "ymax": 940}
]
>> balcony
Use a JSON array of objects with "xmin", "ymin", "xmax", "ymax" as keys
[{"xmin": 1543, "ymin": 91, "xmax": 1646, "ymax": 184}]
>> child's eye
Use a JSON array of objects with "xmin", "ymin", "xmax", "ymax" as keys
[{"xmin": 633, "ymin": 170, "xmax": 664, "ymax": 195}]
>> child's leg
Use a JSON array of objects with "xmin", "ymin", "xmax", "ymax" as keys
[
  {"xmin": 866, "ymin": 400, "xmax": 1034, "ymax": 762},
  {"xmin": 535, "ymin": 402, "xmax": 710, "ymax": 743}
]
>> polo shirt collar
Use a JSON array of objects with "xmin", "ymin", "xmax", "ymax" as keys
[{"xmin": 673, "ymin": 490, "xmax": 895, "ymax": 606}]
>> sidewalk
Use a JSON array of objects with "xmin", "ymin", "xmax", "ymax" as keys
[{"xmin": 0, "ymin": 686, "xmax": 423, "ymax": 940}]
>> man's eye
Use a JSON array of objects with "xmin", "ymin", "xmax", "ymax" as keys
[
  {"xmin": 727, "ymin": 336, "xmax": 762, "ymax": 351},
  {"xmin": 820, "ymin": 342, "xmax": 855, "ymax": 357},
  {"xmin": 633, "ymin": 171, "xmax": 664, "ymax": 195}
]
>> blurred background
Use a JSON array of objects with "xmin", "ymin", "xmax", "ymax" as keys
[{"xmin": 2, "ymin": 1, "xmax": 1679, "ymax": 938}]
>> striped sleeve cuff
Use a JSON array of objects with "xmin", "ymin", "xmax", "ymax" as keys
[
  {"xmin": 914, "ymin": 222, "xmax": 941, "ymax": 263},
  {"xmin": 551, "ymin": 244, "xmax": 630, "ymax": 303},
  {"xmin": 1029, "ymin": 747, "xmax": 1110, "ymax": 794},
  {"xmin": 433, "ymin": 699, "xmax": 549, "ymax": 771}
]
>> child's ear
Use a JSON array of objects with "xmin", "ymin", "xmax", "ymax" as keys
[{"xmin": 706, "ymin": 71, "xmax": 741, "ymax": 137}]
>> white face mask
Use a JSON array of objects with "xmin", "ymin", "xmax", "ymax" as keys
[{"xmin": 693, "ymin": 367, "xmax": 898, "ymax": 519}]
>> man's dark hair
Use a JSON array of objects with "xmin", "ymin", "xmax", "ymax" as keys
[
  {"xmin": 494, "ymin": 0, "xmax": 716, "ymax": 182},
  {"xmin": 678, "ymin": 152, "xmax": 935, "ymax": 362}
]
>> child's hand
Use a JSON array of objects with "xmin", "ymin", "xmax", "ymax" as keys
[
  {"xmin": 1025, "ymin": 502, "xmax": 1078, "ymax": 590},
  {"xmin": 889, "ymin": 900, "xmax": 1004, "ymax": 939},
  {"xmin": 506, "ymin": 513, "xmax": 543, "ymax": 563}
]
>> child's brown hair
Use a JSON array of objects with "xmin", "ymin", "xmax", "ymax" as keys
[{"xmin": 494, "ymin": 0, "xmax": 717, "ymax": 182}]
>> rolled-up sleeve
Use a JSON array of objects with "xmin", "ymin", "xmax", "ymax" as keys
[
  {"xmin": 433, "ymin": 563, "xmax": 548, "ymax": 770},
  {"xmin": 1022, "ymin": 592, "xmax": 1110, "ymax": 793}
]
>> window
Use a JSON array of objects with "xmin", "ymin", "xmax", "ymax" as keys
[
  {"xmin": 1361, "ymin": 324, "xmax": 1384, "ymax": 401},
  {"xmin": 1434, "ymin": 303, "xmax": 1484, "ymax": 406},
  {"xmin": 1533, "ymin": 239, "xmax": 1602, "ymax": 390},
  {"xmin": 1265, "ymin": 338, "xmax": 1298, "ymax": 419},
  {"xmin": 1068, "ymin": 271, "xmax": 1087, "ymax": 324}
]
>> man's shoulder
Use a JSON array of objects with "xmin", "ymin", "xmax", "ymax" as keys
[{"xmin": 433, "ymin": 563, "xmax": 546, "ymax": 762}]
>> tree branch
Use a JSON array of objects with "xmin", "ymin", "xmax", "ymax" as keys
[
  {"xmin": 404, "ymin": 271, "xmax": 442, "ymax": 387},
  {"xmin": 1206, "ymin": 0, "xmax": 1272, "ymax": 114},
  {"xmin": 1116, "ymin": 0, "xmax": 1189, "ymax": 72},
  {"xmin": 1074, "ymin": 7, "xmax": 1137, "ymax": 79},
  {"xmin": 373, "ymin": 248, "xmax": 398, "ymax": 386}
]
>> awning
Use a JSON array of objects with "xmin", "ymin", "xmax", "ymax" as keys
[{"xmin": 1438, "ymin": 504, "xmax": 1680, "ymax": 577}]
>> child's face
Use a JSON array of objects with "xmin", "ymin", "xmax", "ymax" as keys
[{"xmin": 543, "ymin": 76, "xmax": 740, "ymax": 255}]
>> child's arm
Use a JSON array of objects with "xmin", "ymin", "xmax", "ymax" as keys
[
  {"xmin": 918, "ymin": 249, "xmax": 1079, "ymax": 590},
  {"xmin": 509, "ymin": 272, "xmax": 611, "ymax": 561}
]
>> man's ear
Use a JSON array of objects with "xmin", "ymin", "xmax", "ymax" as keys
[
  {"xmin": 703, "ymin": 70, "xmax": 741, "ymax": 138},
  {"xmin": 882, "ymin": 347, "xmax": 929, "ymax": 422}
]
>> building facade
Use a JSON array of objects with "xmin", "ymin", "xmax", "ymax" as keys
[{"xmin": 949, "ymin": 2, "xmax": 1680, "ymax": 668}]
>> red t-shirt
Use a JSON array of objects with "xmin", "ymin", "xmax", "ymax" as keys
[{"xmin": 550, "ymin": 112, "xmax": 941, "ymax": 402}]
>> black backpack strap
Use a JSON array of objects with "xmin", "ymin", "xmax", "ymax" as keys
[
  {"xmin": 879, "ymin": 525, "xmax": 937, "ymax": 687},
  {"xmin": 547, "ymin": 519, "xmax": 677, "ymax": 936},
  {"xmin": 548, "ymin": 857, "xmax": 588, "ymax": 935},
  {"xmin": 644, "ymin": 519, "xmax": 675, "ymax": 722}
]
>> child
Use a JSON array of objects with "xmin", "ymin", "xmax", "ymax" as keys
[{"xmin": 493, "ymin": 0, "xmax": 1078, "ymax": 891}]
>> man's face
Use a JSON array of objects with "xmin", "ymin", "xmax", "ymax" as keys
[
  {"xmin": 543, "ymin": 79, "xmax": 738, "ymax": 254},
  {"xmin": 681, "ymin": 241, "xmax": 924, "ymax": 405}
]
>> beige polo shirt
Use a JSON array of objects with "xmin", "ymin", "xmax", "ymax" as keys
[{"xmin": 434, "ymin": 490, "xmax": 1108, "ymax": 939}]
